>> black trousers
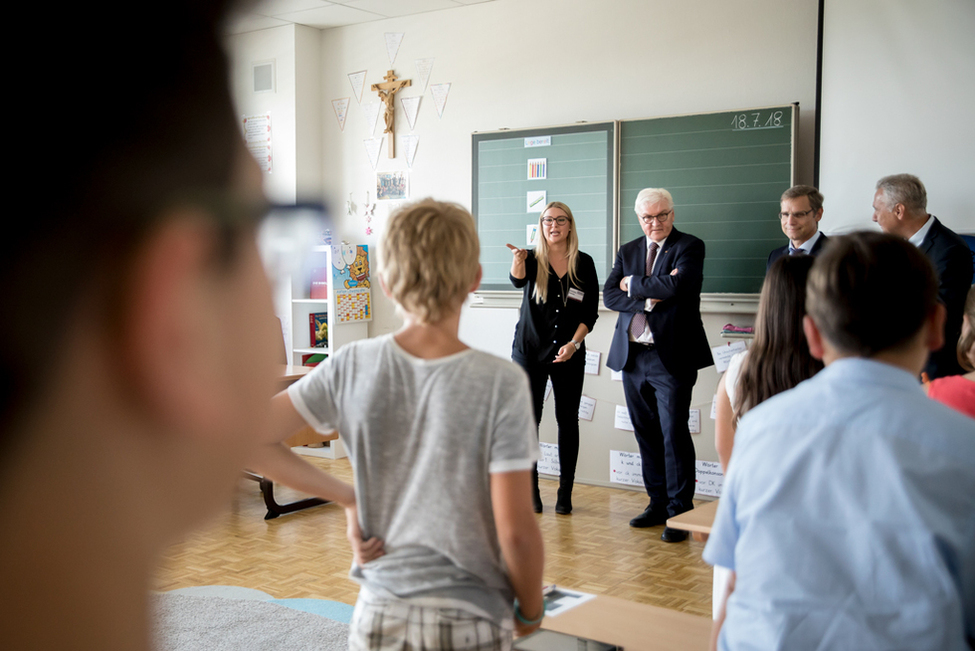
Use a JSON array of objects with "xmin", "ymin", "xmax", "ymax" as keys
[
  {"xmin": 513, "ymin": 354, "xmax": 584, "ymax": 482},
  {"xmin": 621, "ymin": 343, "xmax": 697, "ymax": 516}
]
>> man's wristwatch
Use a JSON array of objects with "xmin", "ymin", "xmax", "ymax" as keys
[{"xmin": 570, "ymin": 339, "xmax": 582, "ymax": 351}]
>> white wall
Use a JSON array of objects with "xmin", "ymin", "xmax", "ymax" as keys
[
  {"xmin": 819, "ymin": 0, "xmax": 975, "ymax": 236},
  {"xmin": 316, "ymin": 0, "xmax": 818, "ymax": 489}
]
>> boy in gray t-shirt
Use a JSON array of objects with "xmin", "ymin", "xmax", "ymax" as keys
[{"xmin": 255, "ymin": 199, "xmax": 545, "ymax": 650}]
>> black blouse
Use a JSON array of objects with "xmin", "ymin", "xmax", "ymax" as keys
[{"xmin": 510, "ymin": 250, "xmax": 599, "ymax": 364}]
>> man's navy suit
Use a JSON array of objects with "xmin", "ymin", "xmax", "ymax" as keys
[
  {"xmin": 766, "ymin": 232, "xmax": 829, "ymax": 271},
  {"xmin": 604, "ymin": 228, "xmax": 713, "ymax": 517},
  {"xmin": 919, "ymin": 217, "xmax": 973, "ymax": 379}
]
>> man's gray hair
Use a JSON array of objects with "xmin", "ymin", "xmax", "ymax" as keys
[
  {"xmin": 635, "ymin": 188, "xmax": 674, "ymax": 214},
  {"xmin": 876, "ymin": 174, "xmax": 927, "ymax": 215}
]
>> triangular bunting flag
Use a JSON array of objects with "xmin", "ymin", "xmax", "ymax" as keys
[
  {"xmin": 384, "ymin": 32, "xmax": 405, "ymax": 67},
  {"xmin": 401, "ymin": 96, "xmax": 420, "ymax": 131},
  {"xmin": 414, "ymin": 58, "xmax": 435, "ymax": 93},
  {"xmin": 403, "ymin": 135, "xmax": 419, "ymax": 168},
  {"xmin": 430, "ymin": 83, "xmax": 451, "ymax": 119},
  {"xmin": 364, "ymin": 137, "xmax": 384, "ymax": 170},
  {"xmin": 331, "ymin": 98, "xmax": 350, "ymax": 131},
  {"xmin": 361, "ymin": 101, "xmax": 381, "ymax": 135},
  {"xmin": 348, "ymin": 70, "xmax": 367, "ymax": 103}
]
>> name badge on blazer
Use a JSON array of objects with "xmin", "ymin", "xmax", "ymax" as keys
[{"xmin": 567, "ymin": 287, "xmax": 584, "ymax": 302}]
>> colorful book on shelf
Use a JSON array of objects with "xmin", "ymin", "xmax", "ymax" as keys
[
  {"xmin": 310, "ymin": 267, "xmax": 328, "ymax": 299},
  {"xmin": 309, "ymin": 312, "xmax": 328, "ymax": 348},
  {"xmin": 301, "ymin": 353, "xmax": 328, "ymax": 367}
]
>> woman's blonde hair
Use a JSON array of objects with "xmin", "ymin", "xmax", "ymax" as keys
[
  {"xmin": 533, "ymin": 201, "xmax": 580, "ymax": 304},
  {"xmin": 379, "ymin": 198, "xmax": 480, "ymax": 324}
]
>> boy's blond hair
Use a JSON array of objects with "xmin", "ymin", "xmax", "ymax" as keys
[{"xmin": 380, "ymin": 198, "xmax": 480, "ymax": 324}]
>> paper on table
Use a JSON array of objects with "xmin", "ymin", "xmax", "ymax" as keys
[
  {"xmin": 543, "ymin": 586, "xmax": 597, "ymax": 617},
  {"xmin": 695, "ymin": 460, "xmax": 724, "ymax": 498},
  {"xmin": 537, "ymin": 441, "xmax": 560, "ymax": 477},
  {"xmin": 578, "ymin": 395, "xmax": 596, "ymax": 421},
  {"xmin": 610, "ymin": 449, "xmax": 643, "ymax": 486},
  {"xmin": 711, "ymin": 340, "xmax": 747, "ymax": 373},
  {"xmin": 614, "ymin": 405, "xmax": 634, "ymax": 431},
  {"xmin": 688, "ymin": 408, "xmax": 701, "ymax": 434}
]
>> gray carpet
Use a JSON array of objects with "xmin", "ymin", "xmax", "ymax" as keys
[{"xmin": 152, "ymin": 593, "xmax": 350, "ymax": 650}]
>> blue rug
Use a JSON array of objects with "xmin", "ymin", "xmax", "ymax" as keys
[{"xmin": 163, "ymin": 586, "xmax": 353, "ymax": 624}]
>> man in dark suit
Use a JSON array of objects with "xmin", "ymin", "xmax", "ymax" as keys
[
  {"xmin": 604, "ymin": 188, "xmax": 713, "ymax": 542},
  {"xmin": 873, "ymin": 174, "xmax": 974, "ymax": 379},
  {"xmin": 767, "ymin": 185, "xmax": 829, "ymax": 271}
]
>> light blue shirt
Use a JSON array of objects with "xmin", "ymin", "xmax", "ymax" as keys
[{"xmin": 704, "ymin": 358, "xmax": 975, "ymax": 650}]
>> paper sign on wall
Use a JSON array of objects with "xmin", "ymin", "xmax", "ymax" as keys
[
  {"xmin": 711, "ymin": 340, "xmax": 747, "ymax": 373},
  {"xmin": 695, "ymin": 460, "xmax": 724, "ymax": 498},
  {"xmin": 525, "ymin": 136, "xmax": 551, "ymax": 148},
  {"xmin": 414, "ymin": 58, "xmax": 435, "ymax": 93},
  {"xmin": 361, "ymin": 101, "xmax": 382, "ymax": 135},
  {"xmin": 527, "ymin": 224, "xmax": 538, "ymax": 246},
  {"xmin": 610, "ymin": 450, "xmax": 643, "ymax": 487},
  {"xmin": 614, "ymin": 405, "xmax": 634, "ymax": 431},
  {"xmin": 527, "ymin": 190, "xmax": 546, "ymax": 213},
  {"xmin": 578, "ymin": 395, "xmax": 596, "ymax": 421},
  {"xmin": 363, "ymin": 137, "xmax": 384, "ymax": 170},
  {"xmin": 711, "ymin": 395, "xmax": 718, "ymax": 419},
  {"xmin": 403, "ymin": 134, "xmax": 419, "ymax": 168},
  {"xmin": 384, "ymin": 32, "xmax": 405, "ymax": 66},
  {"xmin": 429, "ymin": 82, "xmax": 451, "ymax": 119},
  {"xmin": 688, "ymin": 409, "xmax": 701, "ymax": 434},
  {"xmin": 332, "ymin": 98, "xmax": 350, "ymax": 131},
  {"xmin": 348, "ymin": 70, "xmax": 367, "ymax": 103},
  {"xmin": 242, "ymin": 113, "xmax": 272, "ymax": 173},
  {"xmin": 401, "ymin": 96, "xmax": 421, "ymax": 131},
  {"xmin": 537, "ymin": 441, "xmax": 560, "ymax": 477},
  {"xmin": 611, "ymin": 370, "xmax": 623, "ymax": 381},
  {"xmin": 584, "ymin": 350, "xmax": 601, "ymax": 375},
  {"xmin": 528, "ymin": 158, "xmax": 547, "ymax": 180}
]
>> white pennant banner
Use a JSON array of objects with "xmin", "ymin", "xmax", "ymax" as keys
[
  {"xmin": 429, "ymin": 82, "xmax": 451, "ymax": 119},
  {"xmin": 414, "ymin": 58, "xmax": 435, "ymax": 93},
  {"xmin": 403, "ymin": 134, "xmax": 419, "ymax": 168},
  {"xmin": 384, "ymin": 32, "xmax": 405, "ymax": 67},
  {"xmin": 348, "ymin": 70, "xmax": 367, "ymax": 104},
  {"xmin": 401, "ymin": 96, "xmax": 420, "ymax": 131},
  {"xmin": 361, "ymin": 101, "xmax": 382, "ymax": 135},
  {"xmin": 331, "ymin": 98, "xmax": 350, "ymax": 131},
  {"xmin": 363, "ymin": 137, "xmax": 384, "ymax": 170}
]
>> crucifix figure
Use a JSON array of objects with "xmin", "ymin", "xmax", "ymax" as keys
[{"xmin": 371, "ymin": 70, "xmax": 411, "ymax": 158}]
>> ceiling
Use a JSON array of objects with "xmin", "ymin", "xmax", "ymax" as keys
[{"xmin": 227, "ymin": 0, "xmax": 495, "ymax": 33}]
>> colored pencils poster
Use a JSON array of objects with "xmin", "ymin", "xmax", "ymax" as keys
[{"xmin": 527, "ymin": 158, "xmax": 547, "ymax": 180}]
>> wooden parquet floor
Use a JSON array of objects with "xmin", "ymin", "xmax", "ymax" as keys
[{"xmin": 153, "ymin": 457, "xmax": 713, "ymax": 618}]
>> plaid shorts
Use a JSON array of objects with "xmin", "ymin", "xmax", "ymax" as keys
[{"xmin": 349, "ymin": 593, "xmax": 512, "ymax": 651}]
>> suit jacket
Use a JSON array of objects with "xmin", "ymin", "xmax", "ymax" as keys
[
  {"xmin": 766, "ymin": 232, "xmax": 829, "ymax": 271},
  {"xmin": 919, "ymin": 217, "xmax": 974, "ymax": 379},
  {"xmin": 604, "ymin": 228, "xmax": 713, "ymax": 376}
]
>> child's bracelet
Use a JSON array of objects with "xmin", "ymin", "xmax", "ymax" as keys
[{"xmin": 514, "ymin": 599, "xmax": 544, "ymax": 625}]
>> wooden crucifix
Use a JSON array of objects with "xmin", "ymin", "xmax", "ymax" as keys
[{"xmin": 371, "ymin": 70, "xmax": 411, "ymax": 158}]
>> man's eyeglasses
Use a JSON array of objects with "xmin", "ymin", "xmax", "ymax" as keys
[
  {"xmin": 541, "ymin": 216, "xmax": 569, "ymax": 225},
  {"xmin": 779, "ymin": 210, "xmax": 813, "ymax": 219},
  {"xmin": 638, "ymin": 210, "xmax": 672, "ymax": 224}
]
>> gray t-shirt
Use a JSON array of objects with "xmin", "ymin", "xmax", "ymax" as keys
[{"xmin": 288, "ymin": 334, "xmax": 539, "ymax": 622}]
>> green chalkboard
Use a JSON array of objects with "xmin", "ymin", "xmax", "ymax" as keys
[
  {"xmin": 619, "ymin": 105, "xmax": 797, "ymax": 294},
  {"xmin": 472, "ymin": 123, "xmax": 615, "ymax": 291}
]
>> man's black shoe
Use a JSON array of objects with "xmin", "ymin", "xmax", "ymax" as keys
[
  {"xmin": 661, "ymin": 527, "xmax": 688, "ymax": 543},
  {"xmin": 629, "ymin": 505, "xmax": 668, "ymax": 528}
]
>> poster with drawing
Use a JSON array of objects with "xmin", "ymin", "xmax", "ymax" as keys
[{"xmin": 331, "ymin": 243, "xmax": 373, "ymax": 323}]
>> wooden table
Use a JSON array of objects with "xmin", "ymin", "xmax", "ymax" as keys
[
  {"xmin": 542, "ymin": 594, "xmax": 711, "ymax": 650},
  {"xmin": 243, "ymin": 365, "xmax": 339, "ymax": 520},
  {"xmin": 666, "ymin": 499, "xmax": 719, "ymax": 539}
]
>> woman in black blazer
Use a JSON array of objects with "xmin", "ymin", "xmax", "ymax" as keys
[{"xmin": 508, "ymin": 201, "xmax": 599, "ymax": 515}]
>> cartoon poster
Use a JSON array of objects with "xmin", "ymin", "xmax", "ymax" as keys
[{"xmin": 332, "ymin": 243, "xmax": 372, "ymax": 323}]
